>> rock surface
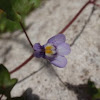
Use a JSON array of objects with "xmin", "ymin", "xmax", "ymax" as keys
[{"xmin": 0, "ymin": 0, "xmax": 100, "ymax": 100}]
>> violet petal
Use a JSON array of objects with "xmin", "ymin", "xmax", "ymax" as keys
[
  {"xmin": 47, "ymin": 34, "xmax": 66, "ymax": 46},
  {"xmin": 33, "ymin": 43, "xmax": 44, "ymax": 58},
  {"xmin": 34, "ymin": 43, "xmax": 42, "ymax": 51},
  {"xmin": 51, "ymin": 55, "xmax": 67, "ymax": 68},
  {"xmin": 34, "ymin": 51, "xmax": 42, "ymax": 58},
  {"xmin": 57, "ymin": 43, "xmax": 71, "ymax": 56}
]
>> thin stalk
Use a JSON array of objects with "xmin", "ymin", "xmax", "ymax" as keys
[
  {"xmin": 90, "ymin": 1, "xmax": 100, "ymax": 8},
  {"xmin": 10, "ymin": 54, "xmax": 34, "ymax": 74},
  {"xmin": 10, "ymin": 0, "xmax": 99, "ymax": 74},
  {"xmin": 94, "ymin": 3, "xmax": 100, "ymax": 7},
  {"xmin": 9, "ymin": 22, "xmax": 34, "ymax": 74},
  {"xmin": 19, "ymin": 22, "xmax": 33, "ymax": 48},
  {"xmin": 59, "ymin": 0, "xmax": 91, "ymax": 34}
]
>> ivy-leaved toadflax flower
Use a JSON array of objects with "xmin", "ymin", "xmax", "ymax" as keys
[{"xmin": 33, "ymin": 34, "xmax": 71, "ymax": 68}]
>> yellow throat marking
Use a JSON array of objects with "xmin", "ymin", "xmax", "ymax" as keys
[{"xmin": 45, "ymin": 46, "xmax": 53, "ymax": 54}]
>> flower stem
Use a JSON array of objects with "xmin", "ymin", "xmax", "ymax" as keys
[
  {"xmin": 90, "ymin": 0, "xmax": 100, "ymax": 8},
  {"xmin": 19, "ymin": 22, "xmax": 33, "ymax": 48},
  {"xmin": 59, "ymin": 0, "xmax": 92, "ymax": 34},
  {"xmin": 10, "ymin": 54, "xmax": 34, "ymax": 74},
  {"xmin": 10, "ymin": 22, "xmax": 34, "ymax": 74},
  {"xmin": 94, "ymin": 3, "xmax": 100, "ymax": 7},
  {"xmin": 10, "ymin": 0, "xmax": 99, "ymax": 75}
]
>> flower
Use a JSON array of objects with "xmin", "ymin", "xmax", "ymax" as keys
[{"xmin": 33, "ymin": 34, "xmax": 71, "ymax": 68}]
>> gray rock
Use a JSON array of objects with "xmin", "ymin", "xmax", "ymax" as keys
[{"xmin": 0, "ymin": 0, "xmax": 100, "ymax": 100}]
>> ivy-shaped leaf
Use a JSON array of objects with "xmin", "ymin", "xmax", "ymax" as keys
[
  {"xmin": 93, "ymin": 89, "xmax": 100, "ymax": 100},
  {"xmin": 0, "ymin": 0, "xmax": 41, "ymax": 21},
  {"xmin": 87, "ymin": 80, "xmax": 100, "ymax": 100},
  {"xmin": 0, "ymin": 0, "xmax": 21, "ymax": 21},
  {"xmin": 0, "ymin": 64, "xmax": 18, "ymax": 98},
  {"xmin": 0, "ymin": 0, "xmax": 41, "ymax": 33},
  {"xmin": 32, "ymin": 0, "xmax": 41, "ymax": 8}
]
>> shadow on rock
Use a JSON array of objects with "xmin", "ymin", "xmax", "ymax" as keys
[
  {"xmin": 65, "ymin": 82, "xmax": 92, "ymax": 100},
  {"xmin": 22, "ymin": 88, "xmax": 40, "ymax": 100},
  {"xmin": 11, "ymin": 88, "xmax": 40, "ymax": 100}
]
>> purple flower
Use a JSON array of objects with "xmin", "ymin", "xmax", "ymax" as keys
[{"xmin": 33, "ymin": 34, "xmax": 71, "ymax": 68}]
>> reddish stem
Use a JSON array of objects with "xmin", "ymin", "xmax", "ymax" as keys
[
  {"xmin": 10, "ymin": 0, "xmax": 99, "ymax": 74},
  {"xmin": 9, "ymin": 22, "xmax": 34, "ymax": 74},
  {"xmin": 90, "ymin": 0, "xmax": 100, "ymax": 8},
  {"xmin": 19, "ymin": 22, "xmax": 33, "ymax": 48},
  {"xmin": 95, "ymin": 3, "xmax": 100, "ymax": 7},
  {"xmin": 59, "ymin": 0, "xmax": 92, "ymax": 34},
  {"xmin": 10, "ymin": 54, "xmax": 34, "ymax": 74}
]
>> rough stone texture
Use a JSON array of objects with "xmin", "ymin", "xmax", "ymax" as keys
[{"xmin": 0, "ymin": 0, "xmax": 100, "ymax": 100}]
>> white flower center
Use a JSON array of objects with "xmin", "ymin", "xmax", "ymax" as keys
[{"xmin": 45, "ymin": 44, "xmax": 56, "ymax": 57}]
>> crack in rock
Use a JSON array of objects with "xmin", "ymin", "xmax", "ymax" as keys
[{"xmin": 70, "ymin": 5, "xmax": 96, "ymax": 47}]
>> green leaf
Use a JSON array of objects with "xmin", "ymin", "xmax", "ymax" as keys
[
  {"xmin": 0, "ymin": 0, "xmax": 40, "ymax": 21},
  {"xmin": 87, "ymin": 80, "xmax": 100, "ymax": 100},
  {"xmin": 0, "ymin": 64, "xmax": 18, "ymax": 98},
  {"xmin": 0, "ymin": 0, "xmax": 41, "ymax": 33},
  {"xmin": 0, "ymin": 14, "xmax": 22, "ymax": 34},
  {"xmin": 32, "ymin": 0, "xmax": 41, "ymax": 8},
  {"xmin": 87, "ymin": 80, "xmax": 98, "ymax": 96},
  {"xmin": 0, "ymin": 0, "xmax": 21, "ymax": 21},
  {"xmin": 93, "ymin": 89, "xmax": 100, "ymax": 100}
]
